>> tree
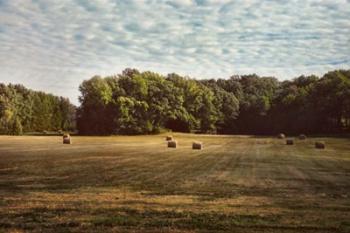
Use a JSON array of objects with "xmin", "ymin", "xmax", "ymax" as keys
[
  {"xmin": 0, "ymin": 83, "xmax": 75, "ymax": 134},
  {"xmin": 77, "ymin": 76, "xmax": 112, "ymax": 134},
  {"xmin": 11, "ymin": 116, "xmax": 23, "ymax": 135},
  {"xmin": 311, "ymin": 70, "xmax": 350, "ymax": 133},
  {"xmin": 76, "ymin": 69, "xmax": 350, "ymax": 135}
]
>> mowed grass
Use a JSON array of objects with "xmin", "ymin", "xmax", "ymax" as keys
[{"xmin": 0, "ymin": 134, "xmax": 349, "ymax": 233}]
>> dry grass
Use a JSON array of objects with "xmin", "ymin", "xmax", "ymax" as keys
[{"xmin": 0, "ymin": 134, "xmax": 349, "ymax": 232}]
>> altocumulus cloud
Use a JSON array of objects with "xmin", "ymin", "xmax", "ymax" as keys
[{"xmin": 0, "ymin": 0, "xmax": 349, "ymax": 103}]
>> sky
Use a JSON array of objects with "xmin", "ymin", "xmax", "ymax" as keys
[{"xmin": 0, "ymin": 0, "xmax": 350, "ymax": 104}]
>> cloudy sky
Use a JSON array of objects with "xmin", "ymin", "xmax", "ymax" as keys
[{"xmin": 0, "ymin": 0, "xmax": 349, "ymax": 104}]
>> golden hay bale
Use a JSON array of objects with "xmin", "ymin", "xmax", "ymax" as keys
[
  {"xmin": 277, "ymin": 133, "xmax": 286, "ymax": 139},
  {"xmin": 315, "ymin": 141, "xmax": 325, "ymax": 149},
  {"xmin": 286, "ymin": 139, "xmax": 294, "ymax": 145},
  {"xmin": 192, "ymin": 141, "xmax": 203, "ymax": 150},
  {"xmin": 166, "ymin": 136, "xmax": 173, "ymax": 141},
  {"xmin": 167, "ymin": 140, "xmax": 177, "ymax": 148},
  {"xmin": 299, "ymin": 134, "xmax": 307, "ymax": 140},
  {"xmin": 63, "ymin": 138, "xmax": 71, "ymax": 144},
  {"xmin": 63, "ymin": 134, "xmax": 71, "ymax": 144}
]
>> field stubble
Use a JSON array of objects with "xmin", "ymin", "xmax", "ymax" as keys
[{"xmin": 0, "ymin": 134, "xmax": 349, "ymax": 232}]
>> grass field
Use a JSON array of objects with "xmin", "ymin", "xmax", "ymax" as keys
[{"xmin": 0, "ymin": 134, "xmax": 349, "ymax": 233}]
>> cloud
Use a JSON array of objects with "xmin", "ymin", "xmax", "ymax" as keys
[{"xmin": 0, "ymin": 0, "xmax": 349, "ymax": 104}]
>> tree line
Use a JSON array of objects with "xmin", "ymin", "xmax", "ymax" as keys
[
  {"xmin": 1, "ymin": 69, "xmax": 349, "ymax": 135},
  {"xmin": 77, "ymin": 68, "xmax": 350, "ymax": 135},
  {"xmin": 0, "ymin": 83, "xmax": 75, "ymax": 135}
]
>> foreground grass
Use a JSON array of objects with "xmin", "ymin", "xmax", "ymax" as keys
[{"xmin": 0, "ymin": 134, "xmax": 349, "ymax": 232}]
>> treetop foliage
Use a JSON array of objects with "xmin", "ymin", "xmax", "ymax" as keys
[
  {"xmin": 0, "ymin": 84, "xmax": 76, "ymax": 135},
  {"xmin": 1, "ymin": 69, "xmax": 349, "ymax": 135},
  {"xmin": 77, "ymin": 69, "xmax": 350, "ymax": 135}
]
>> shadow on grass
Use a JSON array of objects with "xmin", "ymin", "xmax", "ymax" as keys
[{"xmin": 1, "ymin": 206, "xmax": 347, "ymax": 233}]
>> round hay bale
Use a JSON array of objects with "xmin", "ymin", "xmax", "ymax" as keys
[
  {"xmin": 63, "ymin": 134, "xmax": 71, "ymax": 144},
  {"xmin": 166, "ymin": 136, "xmax": 173, "ymax": 141},
  {"xmin": 315, "ymin": 141, "xmax": 325, "ymax": 149},
  {"xmin": 192, "ymin": 141, "xmax": 203, "ymax": 150},
  {"xmin": 299, "ymin": 134, "xmax": 307, "ymax": 140},
  {"xmin": 167, "ymin": 140, "xmax": 177, "ymax": 148},
  {"xmin": 63, "ymin": 138, "xmax": 71, "ymax": 144},
  {"xmin": 286, "ymin": 139, "xmax": 294, "ymax": 145},
  {"xmin": 277, "ymin": 133, "xmax": 286, "ymax": 139}
]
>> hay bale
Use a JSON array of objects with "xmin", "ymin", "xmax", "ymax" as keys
[
  {"xmin": 286, "ymin": 139, "xmax": 294, "ymax": 145},
  {"xmin": 166, "ymin": 135, "xmax": 173, "ymax": 141},
  {"xmin": 315, "ymin": 141, "xmax": 325, "ymax": 149},
  {"xmin": 63, "ymin": 138, "xmax": 71, "ymax": 144},
  {"xmin": 167, "ymin": 140, "xmax": 177, "ymax": 148},
  {"xmin": 63, "ymin": 134, "xmax": 71, "ymax": 144},
  {"xmin": 192, "ymin": 141, "xmax": 203, "ymax": 150},
  {"xmin": 277, "ymin": 133, "xmax": 286, "ymax": 139},
  {"xmin": 299, "ymin": 134, "xmax": 307, "ymax": 140}
]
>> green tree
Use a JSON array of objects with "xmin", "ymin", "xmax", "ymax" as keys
[{"xmin": 11, "ymin": 116, "xmax": 23, "ymax": 135}]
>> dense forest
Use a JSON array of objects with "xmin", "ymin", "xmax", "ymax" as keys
[
  {"xmin": 0, "ymin": 84, "xmax": 75, "ymax": 135},
  {"xmin": 77, "ymin": 68, "xmax": 350, "ymax": 135},
  {"xmin": 1, "ymin": 69, "xmax": 349, "ymax": 135}
]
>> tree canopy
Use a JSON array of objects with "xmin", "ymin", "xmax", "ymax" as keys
[
  {"xmin": 0, "ymin": 84, "xmax": 75, "ymax": 135},
  {"xmin": 1, "ymin": 69, "xmax": 349, "ymax": 135},
  {"xmin": 77, "ymin": 69, "xmax": 350, "ymax": 135}
]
